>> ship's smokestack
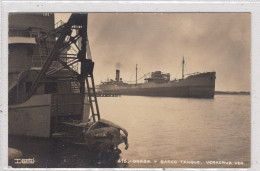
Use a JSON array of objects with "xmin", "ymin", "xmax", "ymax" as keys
[{"xmin": 116, "ymin": 70, "xmax": 120, "ymax": 82}]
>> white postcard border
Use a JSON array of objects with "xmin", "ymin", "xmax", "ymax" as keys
[{"xmin": 1, "ymin": 1, "xmax": 260, "ymax": 171}]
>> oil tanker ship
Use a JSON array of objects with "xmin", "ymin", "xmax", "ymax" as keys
[{"xmin": 99, "ymin": 58, "xmax": 216, "ymax": 98}]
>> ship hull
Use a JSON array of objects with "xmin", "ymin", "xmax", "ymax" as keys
[
  {"xmin": 101, "ymin": 86, "xmax": 214, "ymax": 98},
  {"xmin": 100, "ymin": 72, "xmax": 216, "ymax": 99},
  {"xmin": 122, "ymin": 86, "xmax": 214, "ymax": 98}
]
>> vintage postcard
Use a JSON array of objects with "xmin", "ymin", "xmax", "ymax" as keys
[
  {"xmin": 6, "ymin": 12, "xmax": 251, "ymax": 169},
  {"xmin": 1, "ymin": 0, "xmax": 259, "ymax": 167}
]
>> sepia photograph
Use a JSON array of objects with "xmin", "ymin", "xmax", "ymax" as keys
[{"xmin": 7, "ymin": 12, "xmax": 250, "ymax": 168}]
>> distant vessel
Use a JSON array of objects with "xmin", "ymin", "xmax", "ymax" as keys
[{"xmin": 99, "ymin": 58, "xmax": 216, "ymax": 98}]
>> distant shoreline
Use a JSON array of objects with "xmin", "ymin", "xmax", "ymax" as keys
[{"xmin": 215, "ymin": 91, "xmax": 250, "ymax": 95}]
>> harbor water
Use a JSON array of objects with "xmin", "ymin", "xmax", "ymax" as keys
[
  {"xmin": 9, "ymin": 95, "xmax": 250, "ymax": 168},
  {"xmin": 99, "ymin": 95, "xmax": 250, "ymax": 168}
]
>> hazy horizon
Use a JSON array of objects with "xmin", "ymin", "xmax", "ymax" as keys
[{"xmin": 55, "ymin": 13, "xmax": 251, "ymax": 92}]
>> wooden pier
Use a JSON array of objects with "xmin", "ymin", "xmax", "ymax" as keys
[{"xmin": 97, "ymin": 93, "xmax": 121, "ymax": 97}]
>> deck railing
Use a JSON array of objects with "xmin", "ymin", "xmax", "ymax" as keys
[{"xmin": 9, "ymin": 30, "xmax": 38, "ymax": 38}]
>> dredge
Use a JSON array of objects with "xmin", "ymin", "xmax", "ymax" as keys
[{"xmin": 8, "ymin": 13, "xmax": 128, "ymax": 155}]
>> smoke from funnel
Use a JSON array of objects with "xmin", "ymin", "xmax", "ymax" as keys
[{"xmin": 116, "ymin": 62, "xmax": 121, "ymax": 69}]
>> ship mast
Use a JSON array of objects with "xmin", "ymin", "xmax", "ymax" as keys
[
  {"xmin": 136, "ymin": 64, "xmax": 138, "ymax": 85},
  {"xmin": 182, "ymin": 56, "xmax": 185, "ymax": 79}
]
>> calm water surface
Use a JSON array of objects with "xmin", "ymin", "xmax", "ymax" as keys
[
  {"xmin": 9, "ymin": 95, "xmax": 250, "ymax": 168},
  {"xmin": 98, "ymin": 95, "xmax": 250, "ymax": 168}
]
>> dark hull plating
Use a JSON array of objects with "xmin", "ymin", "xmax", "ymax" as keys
[{"xmin": 101, "ymin": 86, "xmax": 214, "ymax": 98}]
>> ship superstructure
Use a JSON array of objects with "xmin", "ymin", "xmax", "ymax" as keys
[
  {"xmin": 9, "ymin": 13, "xmax": 93, "ymax": 137},
  {"xmin": 8, "ymin": 13, "xmax": 128, "ymax": 153}
]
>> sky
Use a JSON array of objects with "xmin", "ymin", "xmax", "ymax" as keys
[{"xmin": 55, "ymin": 13, "xmax": 251, "ymax": 92}]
